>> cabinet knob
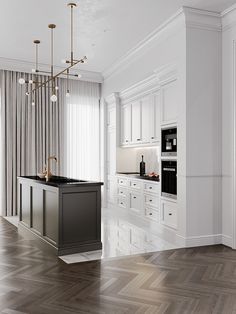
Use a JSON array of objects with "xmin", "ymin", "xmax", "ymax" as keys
[
  {"xmin": 120, "ymin": 191, "xmax": 123, "ymax": 194},
  {"xmin": 149, "ymin": 187, "xmax": 152, "ymax": 189},
  {"xmin": 133, "ymin": 184, "xmax": 136, "ymax": 186},
  {"xmin": 169, "ymin": 213, "xmax": 172, "ymax": 216},
  {"xmin": 149, "ymin": 199, "xmax": 152, "ymax": 202},
  {"xmin": 125, "ymin": 140, "xmax": 128, "ymax": 143},
  {"xmin": 133, "ymin": 196, "xmax": 136, "ymax": 199},
  {"xmin": 121, "ymin": 202, "xmax": 123, "ymax": 205},
  {"xmin": 137, "ymin": 139, "xmax": 141, "ymax": 141},
  {"xmin": 149, "ymin": 213, "xmax": 153, "ymax": 216},
  {"xmin": 151, "ymin": 137, "xmax": 155, "ymax": 139}
]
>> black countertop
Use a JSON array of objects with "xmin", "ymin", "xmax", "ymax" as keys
[
  {"xmin": 116, "ymin": 172, "xmax": 159, "ymax": 182},
  {"xmin": 18, "ymin": 175, "xmax": 104, "ymax": 187}
]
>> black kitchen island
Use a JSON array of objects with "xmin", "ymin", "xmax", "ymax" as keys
[{"xmin": 17, "ymin": 176, "xmax": 103, "ymax": 256}]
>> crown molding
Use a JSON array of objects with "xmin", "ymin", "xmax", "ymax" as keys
[
  {"xmin": 103, "ymin": 7, "xmax": 222, "ymax": 82},
  {"xmin": 221, "ymin": 4, "xmax": 236, "ymax": 31},
  {"xmin": 183, "ymin": 7, "xmax": 222, "ymax": 32},
  {"xmin": 102, "ymin": 8, "xmax": 185, "ymax": 81},
  {"xmin": 0, "ymin": 57, "xmax": 103, "ymax": 83}
]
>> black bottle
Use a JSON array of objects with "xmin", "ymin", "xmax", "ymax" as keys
[{"xmin": 140, "ymin": 155, "xmax": 146, "ymax": 176}]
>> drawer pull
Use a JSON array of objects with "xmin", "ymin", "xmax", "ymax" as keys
[
  {"xmin": 120, "ymin": 191, "xmax": 123, "ymax": 194},
  {"xmin": 169, "ymin": 213, "xmax": 172, "ymax": 216},
  {"xmin": 151, "ymin": 137, "xmax": 155, "ymax": 139},
  {"xmin": 149, "ymin": 213, "xmax": 153, "ymax": 216},
  {"xmin": 121, "ymin": 202, "xmax": 123, "ymax": 205},
  {"xmin": 133, "ymin": 196, "xmax": 136, "ymax": 199},
  {"xmin": 149, "ymin": 199, "xmax": 152, "ymax": 202},
  {"xmin": 149, "ymin": 187, "xmax": 152, "ymax": 190},
  {"xmin": 133, "ymin": 183, "xmax": 136, "ymax": 186},
  {"xmin": 137, "ymin": 139, "xmax": 141, "ymax": 141},
  {"xmin": 125, "ymin": 140, "xmax": 128, "ymax": 142},
  {"xmin": 120, "ymin": 181, "xmax": 123, "ymax": 183}
]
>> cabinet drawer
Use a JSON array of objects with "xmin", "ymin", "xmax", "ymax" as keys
[
  {"xmin": 130, "ymin": 180, "xmax": 142, "ymax": 190},
  {"xmin": 118, "ymin": 197, "xmax": 127, "ymax": 209},
  {"xmin": 145, "ymin": 207, "xmax": 160, "ymax": 222},
  {"xmin": 118, "ymin": 187, "xmax": 127, "ymax": 197},
  {"xmin": 117, "ymin": 177, "xmax": 128, "ymax": 187},
  {"xmin": 144, "ymin": 194, "xmax": 159, "ymax": 208},
  {"xmin": 130, "ymin": 193, "xmax": 142, "ymax": 214},
  {"xmin": 144, "ymin": 182, "xmax": 159, "ymax": 194},
  {"xmin": 161, "ymin": 200, "xmax": 177, "ymax": 229}
]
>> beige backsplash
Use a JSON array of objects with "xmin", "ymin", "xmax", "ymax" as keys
[{"xmin": 135, "ymin": 147, "xmax": 160, "ymax": 174}]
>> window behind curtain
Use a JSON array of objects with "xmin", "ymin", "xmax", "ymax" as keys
[{"xmin": 66, "ymin": 80, "xmax": 100, "ymax": 181}]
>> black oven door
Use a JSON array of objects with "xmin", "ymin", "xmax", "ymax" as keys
[{"xmin": 161, "ymin": 161, "xmax": 177, "ymax": 199}]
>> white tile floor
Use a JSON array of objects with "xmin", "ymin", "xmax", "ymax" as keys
[{"xmin": 4, "ymin": 208, "xmax": 180, "ymax": 264}]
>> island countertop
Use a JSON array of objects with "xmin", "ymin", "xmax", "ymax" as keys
[{"xmin": 18, "ymin": 175, "xmax": 104, "ymax": 188}]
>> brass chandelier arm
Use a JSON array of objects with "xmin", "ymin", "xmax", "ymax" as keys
[{"xmin": 31, "ymin": 58, "xmax": 85, "ymax": 93}]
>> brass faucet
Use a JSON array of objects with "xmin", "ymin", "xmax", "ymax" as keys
[{"xmin": 45, "ymin": 155, "xmax": 58, "ymax": 182}]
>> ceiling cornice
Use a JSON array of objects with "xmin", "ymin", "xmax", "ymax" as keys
[
  {"xmin": 0, "ymin": 57, "xmax": 103, "ymax": 83},
  {"xmin": 221, "ymin": 3, "xmax": 236, "ymax": 31},
  {"xmin": 102, "ymin": 6, "xmax": 222, "ymax": 82}
]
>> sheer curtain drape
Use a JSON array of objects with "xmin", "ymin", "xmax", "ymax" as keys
[
  {"xmin": 0, "ymin": 70, "xmax": 65, "ymax": 216},
  {"xmin": 66, "ymin": 80, "xmax": 100, "ymax": 181}
]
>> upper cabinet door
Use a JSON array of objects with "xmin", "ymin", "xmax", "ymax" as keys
[
  {"xmin": 141, "ymin": 96, "xmax": 151, "ymax": 143},
  {"xmin": 121, "ymin": 105, "xmax": 131, "ymax": 145},
  {"xmin": 161, "ymin": 79, "xmax": 178, "ymax": 125},
  {"xmin": 154, "ymin": 92, "xmax": 161, "ymax": 142},
  {"xmin": 131, "ymin": 101, "xmax": 141, "ymax": 143}
]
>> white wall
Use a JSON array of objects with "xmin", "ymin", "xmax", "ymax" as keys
[{"xmin": 221, "ymin": 7, "xmax": 236, "ymax": 248}]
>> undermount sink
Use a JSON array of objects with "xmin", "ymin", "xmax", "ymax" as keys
[{"xmin": 24, "ymin": 175, "xmax": 87, "ymax": 184}]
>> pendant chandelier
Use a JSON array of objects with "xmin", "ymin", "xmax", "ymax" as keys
[{"xmin": 18, "ymin": 2, "xmax": 87, "ymax": 104}]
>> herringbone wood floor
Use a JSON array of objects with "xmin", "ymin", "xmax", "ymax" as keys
[{"xmin": 0, "ymin": 218, "xmax": 236, "ymax": 314}]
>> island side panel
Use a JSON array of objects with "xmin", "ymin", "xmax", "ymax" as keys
[
  {"xmin": 21, "ymin": 184, "xmax": 32, "ymax": 228},
  {"xmin": 44, "ymin": 189, "xmax": 59, "ymax": 245},
  {"xmin": 59, "ymin": 185, "xmax": 102, "ymax": 254},
  {"xmin": 31, "ymin": 186, "xmax": 44, "ymax": 235}
]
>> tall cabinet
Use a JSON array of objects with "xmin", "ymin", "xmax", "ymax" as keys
[{"xmin": 105, "ymin": 93, "xmax": 120, "ymax": 207}]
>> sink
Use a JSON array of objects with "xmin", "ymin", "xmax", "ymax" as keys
[{"xmin": 24, "ymin": 175, "xmax": 87, "ymax": 184}]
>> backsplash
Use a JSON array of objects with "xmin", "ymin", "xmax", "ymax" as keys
[{"xmin": 135, "ymin": 147, "xmax": 160, "ymax": 174}]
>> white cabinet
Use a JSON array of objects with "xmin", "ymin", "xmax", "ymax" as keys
[
  {"xmin": 117, "ymin": 175, "xmax": 160, "ymax": 222},
  {"xmin": 160, "ymin": 199, "xmax": 177, "ymax": 229},
  {"xmin": 121, "ymin": 105, "xmax": 131, "ymax": 145},
  {"xmin": 120, "ymin": 91, "xmax": 161, "ymax": 147},
  {"xmin": 131, "ymin": 101, "xmax": 141, "ymax": 143},
  {"xmin": 161, "ymin": 79, "xmax": 178, "ymax": 125},
  {"xmin": 141, "ymin": 96, "xmax": 151, "ymax": 143}
]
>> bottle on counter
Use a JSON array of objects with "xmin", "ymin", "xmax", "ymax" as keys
[{"xmin": 140, "ymin": 155, "xmax": 146, "ymax": 176}]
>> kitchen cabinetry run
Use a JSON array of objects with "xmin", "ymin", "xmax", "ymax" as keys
[{"xmin": 116, "ymin": 175, "xmax": 160, "ymax": 222}]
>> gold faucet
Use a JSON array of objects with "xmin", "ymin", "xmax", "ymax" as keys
[{"xmin": 45, "ymin": 155, "xmax": 58, "ymax": 182}]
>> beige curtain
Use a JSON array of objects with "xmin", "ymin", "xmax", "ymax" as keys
[{"xmin": 0, "ymin": 70, "xmax": 66, "ymax": 216}]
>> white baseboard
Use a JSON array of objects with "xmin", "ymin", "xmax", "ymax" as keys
[
  {"xmin": 176, "ymin": 233, "xmax": 223, "ymax": 248},
  {"xmin": 222, "ymin": 234, "xmax": 233, "ymax": 248}
]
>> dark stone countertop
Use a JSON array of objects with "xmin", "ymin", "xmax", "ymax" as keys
[
  {"xmin": 116, "ymin": 172, "xmax": 159, "ymax": 182},
  {"xmin": 18, "ymin": 175, "xmax": 104, "ymax": 187}
]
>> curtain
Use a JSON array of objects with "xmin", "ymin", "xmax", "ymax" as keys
[
  {"xmin": 65, "ymin": 80, "xmax": 100, "ymax": 181},
  {"xmin": 0, "ymin": 70, "xmax": 65, "ymax": 216}
]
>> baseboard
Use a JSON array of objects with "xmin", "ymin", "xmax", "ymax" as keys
[
  {"xmin": 222, "ymin": 234, "xmax": 232, "ymax": 248},
  {"xmin": 176, "ymin": 233, "xmax": 223, "ymax": 247}
]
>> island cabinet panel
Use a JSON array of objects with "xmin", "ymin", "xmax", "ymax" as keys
[
  {"xmin": 61, "ymin": 191, "xmax": 98, "ymax": 244},
  {"xmin": 45, "ymin": 190, "xmax": 59, "ymax": 244},
  {"xmin": 21, "ymin": 184, "xmax": 31, "ymax": 227},
  {"xmin": 32, "ymin": 187, "xmax": 43, "ymax": 235},
  {"xmin": 18, "ymin": 176, "xmax": 103, "ymax": 256}
]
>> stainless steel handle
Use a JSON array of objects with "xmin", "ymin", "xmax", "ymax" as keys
[{"xmin": 163, "ymin": 168, "xmax": 176, "ymax": 172}]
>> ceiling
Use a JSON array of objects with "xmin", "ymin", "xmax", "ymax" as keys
[{"xmin": 0, "ymin": 0, "xmax": 235, "ymax": 76}]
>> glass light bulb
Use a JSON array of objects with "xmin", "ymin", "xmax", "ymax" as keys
[
  {"xmin": 55, "ymin": 86, "xmax": 59, "ymax": 90},
  {"xmin": 26, "ymin": 92, "xmax": 30, "ymax": 96},
  {"xmin": 66, "ymin": 91, "xmax": 70, "ymax": 97},
  {"xmin": 29, "ymin": 79, "xmax": 33, "ymax": 84},
  {"xmin": 50, "ymin": 94, "xmax": 57, "ymax": 102},
  {"xmin": 32, "ymin": 101, "xmax": 35, "ymax": 106},
  {"xmin": 32, "ymin": 69, "xmax": 36, "ymax": 73},
  {"xmin": 18, "ymin": 78, "xmax": 25, "ymax": 85},
  {"xmin": 77, "ymin": 74, "xmax": 82, "ymax": 79}
]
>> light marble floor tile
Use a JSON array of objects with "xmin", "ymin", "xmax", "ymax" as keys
[{"xmin": 60, "ymin": 207, "xmax": 180, "ymax": 264}]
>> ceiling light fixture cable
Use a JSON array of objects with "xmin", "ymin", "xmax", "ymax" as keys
[{"xmin": 18, "ymin": 2, "xmax": 85, "ymax": 104}]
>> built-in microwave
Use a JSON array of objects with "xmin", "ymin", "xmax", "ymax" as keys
[
  {"xmin": 161, "ymin": 160, "xmax": 177, "ymax": 200},
  {"xmin": 161, "ymin": 127, "xmax": 177, "ymax": 156}
]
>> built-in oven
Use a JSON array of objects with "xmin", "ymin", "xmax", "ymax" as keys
[
  {"xmin": 161, "ymin": 160, "xmax": 177, "ymax": 200},
  {"xmin": 161, "ymin": 127, "xmax": 177, "ymax": 156}
]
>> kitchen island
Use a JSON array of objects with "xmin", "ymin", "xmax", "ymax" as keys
[{"xmin": 17, "ymin": 176, "xmax": 103, "ymax": 256}]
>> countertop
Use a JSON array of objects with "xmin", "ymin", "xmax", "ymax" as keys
[
  {"xmin": 18, "ymin": 175, "xmax": 104, "ymax": 187},
  {"xmin": 116, "ymin": 172, "xmax": 159, "ymax": 182}
]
